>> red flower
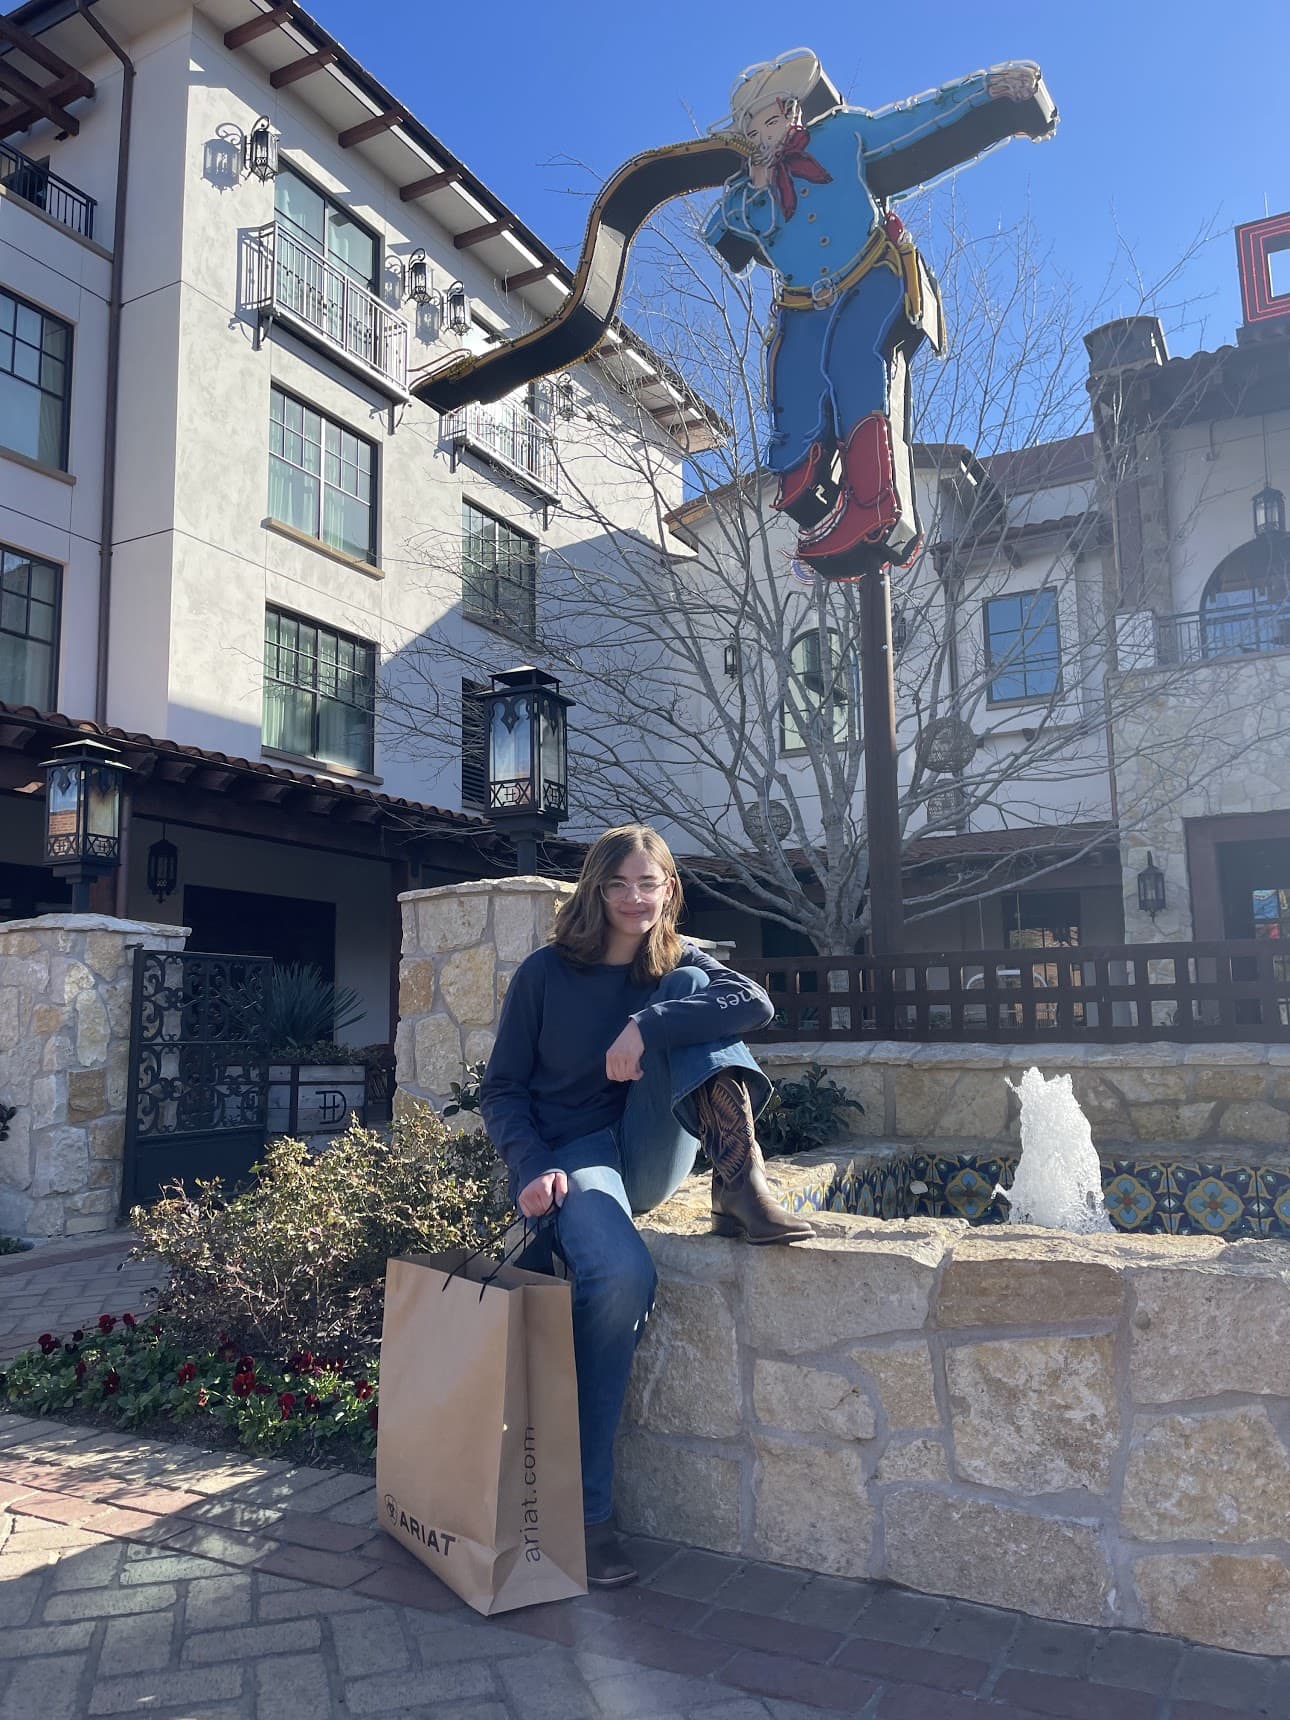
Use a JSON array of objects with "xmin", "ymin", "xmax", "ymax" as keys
[
  {"xmin": 98, "ymin": 1315, "xmax": 116, "ymax": 1334},
  {"xmin": 367, "ymin": 1405, "xmax": 378, "ymax": 1431},
  {"xmin": 150, "ymin": 1323, "xmax": 163, "ymax": 1336},
  {"xmin": 122, "ymin": 1313, "xmax": 136, "ymax": 1330},
  {"xmin": 102, "ymin": 1370, "xmax": 120, "ymax": 1396},
  {"xmin": 196, "ymin": 1387, "xmax": 209, "ymax": 1407},
  {"xmin": 278, "ymin": 1391, "xmax": 296, "ymax": 1420},
  {"xmin": 353, "ymin": 1380, "xmax": 373, "ymax": 1401},
  {"xmin": 71, "ymin": 1329, "xmax": 84, "ymax": 1343},
  {"xmin": 304, "ymin": 1392, "xmax": 320, "ymax": 1412},
  {"xmin": 287, "ymin": 1351, "xmax": 314, "ymax": 1374},
  {"xmin": 74, "ymin": 1361, "xmax": 86, "ymax": 1384},
  {"xmin": 38, "ymin": 1333, "xmax": 56, "ymax": 1354},
  {"xmin": 177, "ymin": 1362, "xmax": 196, "ymax": 1385},
  {"xmin": 237, "ymin": 1355, "xmax": 255, "ymax": 1373},
  {"xmin": 231, "ymin": 1369, "xmax": 255, "ymax": 1399},
  {"xmin": 254, "ymin": 1383, "xmax": 272, "ymax": 1396}
]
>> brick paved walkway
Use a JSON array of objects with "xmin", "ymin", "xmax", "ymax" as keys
[
  {"xmin": 0, "ymin": 1235, "xmax": 158, "ymax": 1362},
  {"xmin": 0, "ymin": 1414, "xmax": 1282, "ymax": 1720}
]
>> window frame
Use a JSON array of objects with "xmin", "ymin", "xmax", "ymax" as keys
[
  {"xmin": 0, "ymin": 541, "xmax": 60, "ymax": 709},
  {"xmin": 778, "ymin": 627, "xmax": 859, "ymax": 755},
  {"xmin": 268, "ymin": 385, "xmax": 378, "ymax": 567},
  {"xmin": 273, "ymin": 163, "xmax": 381, "ymax": 293},
  {"xmin": 261, "ymin": 603, "xmax": 378, "ymax": 775},
  {"xmin": 461, "ymin": 499, "xmax": 538, "ymax": 639},
  {"xmin": 983, "ymin": 588, "xmax": 1062, "ymax": 706},
  {"xmin": 0, "ymin": 285, "xmax": 72, "ymax": 472}
]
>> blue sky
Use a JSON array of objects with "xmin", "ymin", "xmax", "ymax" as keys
[{"xmin": 306, "ymin": 0, "xmax": 1285, "ymax": 358}]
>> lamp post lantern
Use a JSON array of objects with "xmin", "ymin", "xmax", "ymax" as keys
[
  {"xmin": 243, "ymin": 115, "xmax": 279, "ymax": 183},
  {"xmin": 482, "ymin": 666, "xmax": 573, "ymax": 874},
  {"xmin": 41, "ymin": 739, "xmax": 129, "ymax": 912},
  {"xmin": 1137, "ymin": 852, "xmax": 1167, "ymax": 919},
  {"xmin": 1253, "ymin": 484, "xmax": 1286, "ymax": 539}
]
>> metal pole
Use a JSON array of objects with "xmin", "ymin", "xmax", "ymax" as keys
[
  {"xmin": 514, "ymin": 834, "xmax": 538, "ymax": 875},
  {"xmin": 860, "ymin": 566, "xmax": 903, "ymax": 958}
]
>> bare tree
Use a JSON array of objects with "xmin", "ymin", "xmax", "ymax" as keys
[{"xmin": 382, "ymin": 190, "xmax": 1281, "ymax": 951}]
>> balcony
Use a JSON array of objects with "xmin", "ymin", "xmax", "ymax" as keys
[
  {"xmin": 244, "ymin": 223, "xmax": 408, "ymax": 397},
  {"xmin": 0, "ymin": 141, "xmax": 95, "ymax": 241},
  {"xmin": 1149, "ymin": 604, "xmax": 1290, "ymax": 668},
  {"xmin": 444, "ymin": 400, "xmax": 559, "ymax": 504}
]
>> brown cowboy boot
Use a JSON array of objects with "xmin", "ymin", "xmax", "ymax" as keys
[
  {"xmin": 695, "ymin": 1073, "xmax": 815, "ymax": 1245},
  {"xmin": 585, "ymin": 1517, "xmax": 637, "ymax": 1587}
]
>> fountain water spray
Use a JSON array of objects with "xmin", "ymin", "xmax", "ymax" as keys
[{"xmin": 995, "ymin": 1067, "xmax": 1113, "ymax": 1232}]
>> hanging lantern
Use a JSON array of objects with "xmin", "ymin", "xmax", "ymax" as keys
[
  {"xmin": 41, "ymin": 739, "xmax": 129, "ymax": 912},
  {"xmin": 1253, "ymin": 484, "xmax": 1286, "ymax": 538},
  {"xmin": 724, "ymin": 637, "xmax": 741, "ymax": 678},
  {"xmin": 243, "ymin": 115, "xmax": 280, "ymax": 183},
  {"xmin": 147, "ymin": 826, "xmax": 179, "ymax": 904},
  {"xmin": 446, "ymin": 281, "xmax": 470, "ymax": 335},
  {"xmin": 892, "ymin": 606, "xmax": 909, "ymax": 653},
  {"xmin": 405, "ymin": 249, "xmax": 434, "ymax": 306},
  {"xmin": 1137, "ymin": 852, "xmax": 1167, "ymax": 918},
  {"xmin": 555, "ymin": 374, "xmax": 576, "ymax": 421},
  {"xmin": 481, "ymin": 666, "xmax": 574, "ymax": 874}
]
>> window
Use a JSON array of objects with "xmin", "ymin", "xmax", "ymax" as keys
[
  {"xmin": 984, "ymin": 590, "xmax": 1061, "ymax": 702},
  {"xmin": 274, "ymin": 168, "xmax": 378, "ymax": 290},
  {"xmin": 0, "ymin": 288, "xmax": 70, "ymax": 470},
  {"xmin": 461, "ymin": 678, "xmax": 488, "ymax": 808},
  {"xmin": 779, "ymin": 628, "xmax": 858, "ymax": 752},
  {"xmin": 269, "ymin": 388, "xmax": 376, "ymax": 565},
  {"xmin": 263, "ymin": 607, "xmax": 376, "ymax": 772},
  {"xmin": 1003, "ymin": 890, "xmax": 1081, "ymax": 949},
  {"xmin": 0, "ymin": 545, "xmax": 58, "ymax": 707},
  {"xmin": 462, "ymin": 502, "xmax": 537, "ymax": 635}
]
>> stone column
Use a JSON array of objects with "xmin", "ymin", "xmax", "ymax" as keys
[
  {"xmin": 0, "ymin": 914, "xmax": 189, "ymax": 1240},
  {"xmin": 395, "ymin": 878, "xmax": 574, "ymax": 1114}
]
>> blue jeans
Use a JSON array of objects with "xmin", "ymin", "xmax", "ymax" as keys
[{"xmin": 524, "ymin": 966, "xmax": 771, "ymax": 1525}]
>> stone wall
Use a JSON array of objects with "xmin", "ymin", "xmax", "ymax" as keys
[
  {"xmin": 394, "ymin": 879, "xmax": 575, "ymax": 1113},
  {"xmin": 0, "ymin": 914, "xmax": 189, "ymax": 1239},
  {"xmin": 620, "ymin": 1178, "xmax": 1290, "ymax": 1653},
  {"xmin": 757, "ymin": 1040, "xmax": 1290, "ymax": 1152}
]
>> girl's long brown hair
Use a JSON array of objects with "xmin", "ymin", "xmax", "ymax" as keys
[{"xmin": 554, "ymin": 824, "xmax": 685, "ymax": 984}]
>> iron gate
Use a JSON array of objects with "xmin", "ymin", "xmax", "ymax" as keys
[{"xmin": 121, "ymin": 948, "xmax": 272, "ymax": 1213}]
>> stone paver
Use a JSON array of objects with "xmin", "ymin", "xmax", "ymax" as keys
[
  {"xmin": 0, "ymin": 1234, "xmax": 158, "ymax": 1361},
  {"xmin": 0, "ymin": 1283, "xmax": 1278, "ymax": 1720}
]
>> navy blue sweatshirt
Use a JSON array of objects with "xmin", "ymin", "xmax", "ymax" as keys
[{"xmin": 479, "ymin": 943, "xmax": 774, "ymax": 1199}]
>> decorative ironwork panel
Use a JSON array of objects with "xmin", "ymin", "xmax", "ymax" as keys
[{"xmin": 122, "ymin": 950, "xmax": 272, "ymax": 1210}]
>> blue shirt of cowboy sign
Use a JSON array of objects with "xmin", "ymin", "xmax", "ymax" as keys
[{"xmin": 701, "ymin": 51, "xmax": 1055, "ymax": 579}]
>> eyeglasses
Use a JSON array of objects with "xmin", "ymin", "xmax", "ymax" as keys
[{"xmin": 601, "ymin": 879, "xmax": 669, "ymax": 902}]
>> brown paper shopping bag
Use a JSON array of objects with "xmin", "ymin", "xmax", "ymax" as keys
[{"xmin": 376, "ymin": 1244, "xmax": 587, "ymax": 1615}]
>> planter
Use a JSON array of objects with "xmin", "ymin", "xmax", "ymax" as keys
[{"xmin": 267, "ymin": 1063, "xmax": 367, "ymax": 1140}]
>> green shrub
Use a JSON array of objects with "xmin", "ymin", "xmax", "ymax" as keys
[
  {"xmin": 0, "ymin": 1235, "xmax": 30, "ymax": 1256},
  {"xmin": 130, "ymin": 1106, "xmax": 509, "ymax": 1363},
  {"xmin": 759, "ymin": 1063, "xmax": 864, "ymax": 1159},
  {"xmin": 263, "ymin": 963, "xmax": 366, "ymax": 1053}
]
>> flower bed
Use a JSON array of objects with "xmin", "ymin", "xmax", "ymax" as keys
[{"xmin": 2, "ymin": 1309, "xmax": 380, "ymax": 1464}]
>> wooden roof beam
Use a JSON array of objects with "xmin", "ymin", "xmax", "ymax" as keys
[
  {"xmin": 224, "ymin": 5, "xmax": 294, "ymax": 50},
  {"xmin": 0, "ymin": 11, "xmax": 89, "ymax": 78},
  {"xmin": 339, "ymin": 107, "xmax": 405, "ymax": 149},
  {"xmin": 0, "ymin": 63, "xmax": 85, "ymax": 135},
  {"xmin": 192, "ymin": 766, "xmax": 238, "ymax": 794},
  {"xmin": 156, "ymin": 757, "xmax": 199, "ymax": 784},
  {"xmin": 399, "ymin": 167, "xmax": 459, "ymax": 201},
  {"xmin": 270, "ymin": 47, "xmax": 337, "ymax": 89},
  {"xmin": 242, "ymin": 778, "xmax": 294, "ymax": 804},
  {"xmin": 455, "ymin": 217, "xmax": 510, "ymax": 250},
  {"xmin": 504, "ymin": 263, "xmax": 555, "ymax": 292}
]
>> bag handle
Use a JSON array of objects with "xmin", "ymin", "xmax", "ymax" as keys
[{"xmin": 443, "ymin": 1199, "xmax": 561, "ymax": 1299}]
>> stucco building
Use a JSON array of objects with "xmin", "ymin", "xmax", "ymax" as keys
[{"xmin": 0, "ymin": 0, "xmax": 696, "ymax": 1040}]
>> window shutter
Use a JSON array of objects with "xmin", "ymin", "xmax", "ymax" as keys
[{"xmin": 461, "ymin": 679, "xmax": 489, "ymax": 807}]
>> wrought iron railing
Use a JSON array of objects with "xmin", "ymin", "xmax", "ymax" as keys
[
  {"xmin": 1154, "ymin": 604, "xmax": 1290, "ymax": 667},
  {"xmin": 444, "ymin": 400, "xmax": 559, "ymax": 499},
  {"xmin": 244, "ymin": 223, "xmax": 408, "ymax": 393},
  {"xmin": 0, "ymin": 141, "xmax": 95, "ymax": 239},
  {"xmin": 743, "ymin": 942, "xmax": 1290, "ymax": 1044}
]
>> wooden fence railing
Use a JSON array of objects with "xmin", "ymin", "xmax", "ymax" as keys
[{"xmin": 741, "ymin": 942, "xmax": 1290, "ymax": 1044}]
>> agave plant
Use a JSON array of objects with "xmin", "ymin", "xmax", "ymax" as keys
[{"xmin": 264, "ymin": 963, "xmax": 366, "ymax": 1055}]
